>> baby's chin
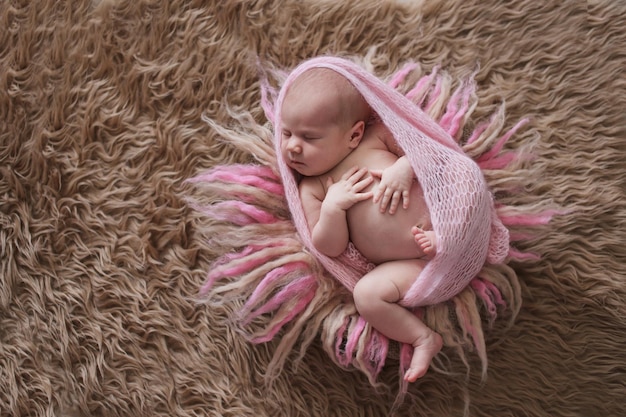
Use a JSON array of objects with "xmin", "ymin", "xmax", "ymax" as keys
[
  {"xmin": 284, "ymin": 161, "xmax": 305, "ymax": 177},
  {"xmin": 284, "ymin": 159, "xmax": 306, "ymax": 175}
]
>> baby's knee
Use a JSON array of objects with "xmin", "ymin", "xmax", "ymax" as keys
[
  {"xmin": 352, "ymin": 279, "xmax": 377, "ymax": 314},
  {"xmin": 353, "ymin": 277, "xmax": 397, "ymax": 315}
]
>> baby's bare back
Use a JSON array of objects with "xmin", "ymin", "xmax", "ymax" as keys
[{"xmin": 337, "ymin": 143, "xmax": 431, "ymax": 265}]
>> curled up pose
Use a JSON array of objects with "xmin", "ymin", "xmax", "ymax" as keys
[{"xmin": 280, "ymin": 68, "xmax": 443, "ymax": 382}]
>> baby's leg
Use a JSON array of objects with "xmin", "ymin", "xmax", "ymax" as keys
[
  {"xmin": 353, "ymin": 260, "xmax": 442, "ymax": 382},
  {"xmin": 411, "ymin": 226, "xmax": 437, "ymax": 258}
]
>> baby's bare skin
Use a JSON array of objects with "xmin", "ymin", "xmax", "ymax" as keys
[{"xmin": 317, "ymin": 127, "xmax": 433, "ymax": 264}]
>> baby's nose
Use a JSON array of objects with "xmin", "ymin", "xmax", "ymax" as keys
[{"xmin": 286, "ymin": 138, "xmax": 301, "ymax": 153}]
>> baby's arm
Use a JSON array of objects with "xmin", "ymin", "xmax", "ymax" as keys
[{"xmin": 301, "ymin": 167, "xmax": 374, "ymax": 257}]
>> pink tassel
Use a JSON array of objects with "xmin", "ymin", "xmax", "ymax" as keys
[
  {"xmin": 245, "ymin": 274, "xmax": 317, "ymax": 323},
  {"xmin": 201, "ymin": 245, "xmax": 279, "ymax": 294},
  {"xmin": 478, "ymin": 151, "xmax": 518, "ymax": 170},
  {"xmin": 406, "ymin": 66, "xmax": 439, "ymax": 103},
  {"xmin": 209, "ymin": 201, "xmax": 278, "ymax": 225},
  {"xmin": 190, "ymin": 165, "xmax": 284, "ymax": 195},
  {"xmin": 477, "ymin": 118, "xmax": 529, "ymax": 162},
  {"xmin": 363, "ymin": 329, "xmax": 389, "ymax": 379},
  {"xmin": 388, "ymin": 63, "xmax": 418, "ymax": 89},
  {"xmin": 439, "ymin": 82, "xmax": 473, "ymax": 138},
  {"xmin": 343, "ymin": 317, "xmax": 367, "ymax": 363},
  {"xmin": 470, "ymin": 278, "xmax": 506, "ymax": 320},
  {"xmin": 465, "ymin": 120, "xmax": 490, "ymax": 145},
  {"xmin": 250, "ymin": 288, "xmax": 317, "ymax": 343},
  {"xmin": 424, "ymin": 74, "xmax": 444, "ymax": 113},
  {"xmin": 244, "ymin": 262, "xmax": 308, "ymax": 312}
]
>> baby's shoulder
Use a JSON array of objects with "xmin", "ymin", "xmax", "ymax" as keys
[
  {"xmin": 365, "ymin": 121, "xmax": 401, "ymax": 155},
  {"xmin": 364, "ymin": 121, "xmax": 392, "ymax": 143},
  {"xmin": 299, "ymin": 175, "xmax": 325, "ymax": 199}
]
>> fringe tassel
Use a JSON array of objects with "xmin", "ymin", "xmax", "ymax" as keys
[{"xmin": 387, "ymin": 62, "xmax": 419, "ymax": 89}]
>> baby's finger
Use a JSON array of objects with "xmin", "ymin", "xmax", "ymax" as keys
[
  {"xmin": 373, "ymin": 185, "xmax": 384, "ymax": 203},
  {"xmin": 356, "ymin": 190, "xmax": 374, "ymax": 201},
  {"xmin": 379, "ymin": 189, "xmax": 393, "ymax": 212},
  {"xmin": 402, "ymin": 190, "xmax": 410, "ymax": 209},
  {"xmin": 347, "ymin": 167, "xmax": 369, "ymax": 183},
  {"xmin": 354, "ymin": 175, "xmax": 374, "ymax": 191},
  {"xmin": 387, "ymin": 191, "xmax": 401, "ymax": 214}
]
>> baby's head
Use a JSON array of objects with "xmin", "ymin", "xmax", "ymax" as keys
[
  {"xmin": 280, "ymin": 68, "xmax": 371, "ymax": 177},
  {"xmin": 283, "ymin": 68, "xmax": 370, "ymax": 130}
]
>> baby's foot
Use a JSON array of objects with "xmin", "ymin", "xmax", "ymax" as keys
[
  {"xmin": 411, "ymin": 226, "xmax": 437, "ymax": 258},
  {"xmin": 404, "ymin": 330, "xmax": 443, "ymax": 383}
]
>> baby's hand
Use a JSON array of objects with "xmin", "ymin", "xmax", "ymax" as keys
[
  {"xmin": 371, "ymin": 156, "xmax": 414, "ymax": 214},
  {"xmin": 324, "ymin": 166, "xmax": 374, "ymax": 212}
]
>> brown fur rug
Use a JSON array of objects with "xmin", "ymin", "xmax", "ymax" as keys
[{"xmin": 1, "ymin": 1, "xmax": 625, "ymax": 416}]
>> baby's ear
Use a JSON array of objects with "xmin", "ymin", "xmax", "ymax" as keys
[{"xmin": 349, "ymin": 120, "xmax": 365, "ymax": 148}]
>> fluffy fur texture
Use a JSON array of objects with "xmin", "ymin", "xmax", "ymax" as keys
[{"xmin": 1, "ymin": 1, "xmax": 625, "ymax": 417}]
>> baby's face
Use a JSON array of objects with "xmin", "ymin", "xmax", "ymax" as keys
[{"xmin": 280, "ymin": 86, "xmax": 355, "ymax": 177}]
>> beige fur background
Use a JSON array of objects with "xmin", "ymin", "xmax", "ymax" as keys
[{"xmin": 1, "ymin": 1, "xmax": 625, "ymax": 416}]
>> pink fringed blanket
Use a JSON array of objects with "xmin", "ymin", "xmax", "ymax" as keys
[
  {"xmin": 271, "ymin": 57, "xmax": 509, "ymax": 307},
  {"xmin": 189, "ymin": 55, "xmax": 551, "ymax": 390}
]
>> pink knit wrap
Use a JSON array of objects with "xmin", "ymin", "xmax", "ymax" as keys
[{"xmin": 273, "ymin": 57, "xmax": 509, "ymax": 307}]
